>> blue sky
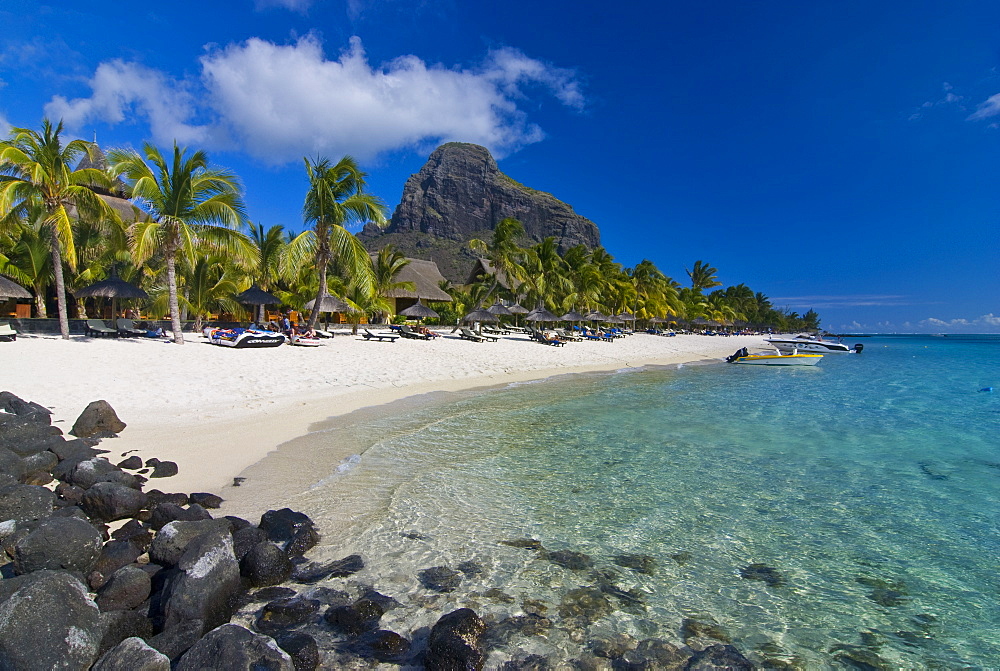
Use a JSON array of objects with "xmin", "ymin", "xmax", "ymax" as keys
[{"xmin": 1, "ymin": 0, "xmax": 997, "ymax": 332}]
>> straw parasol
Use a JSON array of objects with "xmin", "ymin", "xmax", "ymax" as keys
[
  {"xmin": 526, "ymin": 307, "xmax": 559, "ymax": 322},
  {"xmin": 507, "ymin": 303, "xmax": 529, "ymax": 315},
  {"xmin": 487, "ymin": 301, "xmax": 513, "ymax": 316},
  {"xmin": 561, "ymin": 310, "xmax": 586, "ymax": 322},
  {"xmin": 235, "ymin": 285, "xmax": 280, "ymax": 324},
  {"xmin": 615, "ymin": 312, "xmax": 636, "ymax": 322},
  {"xmin": 304, "ymin": 294, "xmax": 350, "ymax": 313},
  {"xmin": 584, "ymin": 310, "xmax": 608, "ymax": 321},
  {"xmin": 399, "ymin": 298, "xmax": 440, "ymax": 320},
  {"xmin": 462, "ymin": 308, "xmax": 498, "ymax": 324},
  {"xmin": 74, "ymin": 269, "xmax": 148, "ymax": 321},
  {"xmin": 0, "ymin": 276, "xmax": 31, "ymax": 299}
]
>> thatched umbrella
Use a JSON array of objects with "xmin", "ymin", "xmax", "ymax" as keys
[
  {"xmin": 561, "ymin": 310, "xmax": 586, "ymax": 322},
  {"xmin": 526, "ymin": 307, "xmax": 559, "ymax": 323},
  {"xmin": 74, "ymin": 270, "xmax": 148, "ymax": 321},
  {"xmin": 487, "ymin": 301, "xmax": 513, "ymax": 316},
  {"xmin": 462, "ymin": 308, "xmax": 498, "ymax": 324},
  {"xmin": 615, "ymin": 312, "xmax": 636, "ymax": 322},
  {"xmin": 584, "ymin": 310, "xmax": 608, "ymax": 321},
  {"xmin": 304, "ymin": 294, "xmax": 350, "ymax": 313},
  {"xmin": 235, "ymin": 285, "xmax": 280, "ymax": 324},
  {"xmin": 399, "ymin": 298, "xmax": 440, "ymax": 321},
  {"xmin": 0, "ymin": 276, "xmax": 31, "ymax": 299},
  {"xmin": 649, "ymin": 316, "xmax": 665, "ymax": 324},
  {"xmin": 504, "ymin": 302, "xmax": 528, "ymax": 326}
]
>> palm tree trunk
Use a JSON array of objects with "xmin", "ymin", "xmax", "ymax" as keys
[
  {"xmin": 165, "ymin": 246, "xmax": 184, "ymax": 344},
  {"xmin": 33, "ymin": 284, "xmax": 47, "ymax": 318},
  {"xmin": 308, "ymin": 247, "xmax": 330, "ymax": 330},
  {"xmin": 49, "ymin": 228, "xmax": 70, "ymax": 339}
]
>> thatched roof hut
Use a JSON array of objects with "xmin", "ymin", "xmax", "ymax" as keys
[{"xmin": 377, "ymin": 256, "xmax": 452, "ymax": 302}]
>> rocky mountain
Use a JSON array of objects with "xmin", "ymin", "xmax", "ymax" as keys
[{"xmin": 359, "ymin": 143, "xmax": 601, "ymax": 283}]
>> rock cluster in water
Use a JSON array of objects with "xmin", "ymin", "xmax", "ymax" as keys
[{"xmin": 0, "ymin": 391, "xmax": 764, "ymax": 669}]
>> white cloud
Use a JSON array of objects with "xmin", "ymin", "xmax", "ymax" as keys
[
  {"xmin": 45, "ymin": 60, "xmax": 213, "ymax": 146},
  {"xmin": 910, "ymin": 82, "xmax": 966, "ymax": 121},
  {"xmin": 253, "ymin": 0, "xmax": 314, "ymax": 12},
  {"xmin": 770, "ymin": 294, "xmax": 910, "ymax": 308},
  {"xmin": 44, "ymin": 35, "xmax": 583, "ymax": 164},
  {"xmin": 918, "ymin": 313, "xmax": 1000, "ymax": 331},
  {"xmin": 967, "ymin": 93, "xmax": 1000, "ymax": 121}
]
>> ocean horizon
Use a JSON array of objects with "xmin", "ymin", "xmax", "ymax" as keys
[{"xmin": 242, "ymin": 334, "xmax": 999, "ymax": 667}]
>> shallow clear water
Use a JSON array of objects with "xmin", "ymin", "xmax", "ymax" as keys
[{"xmin": 296, "ymin": 335, "xmax": 1000, "ymax": 667}]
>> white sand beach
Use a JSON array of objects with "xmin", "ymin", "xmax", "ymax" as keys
[{"xmin": 5, "ymin": 330, "xmax": 764, "ymax": 502}]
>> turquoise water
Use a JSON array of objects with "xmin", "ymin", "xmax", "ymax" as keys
[{"xmin": 300, "ymin": 335, "xmax": 1000, "ymax": 667}]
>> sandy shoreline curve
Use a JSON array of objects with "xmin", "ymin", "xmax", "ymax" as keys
[{"xmin": 6, "ymin": 330, "xmax": 764, "ymax": 507}]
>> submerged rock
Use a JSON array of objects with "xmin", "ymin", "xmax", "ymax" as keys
[
  {"xmin": 613, "ymin": 553, "xmax": 658, "ymax": 575},
  {"xmin": 240, "ymin": 541, "xmax": 294, "ymax": 587},
  {"xmin": 685, "ymin": 644, "xmax": 753, "ymax": 670},
  {"xmin": 740, "ymin": 562, "xmax": 784, "ymax": 587},
  {"xmin": 256, "ymin": 595, "xmax": 321, "ymax": 634},
  {"xmin": 419, "ymin": 566, "xmax": 463, "ymax": 592},
  {"xmin": 547, "ymin": 549, "xmax": 594, "ymax": 570},
  {"xmin": 425, "ymin": 608, "xmax": 486, "ymax": 671},
  {"xmin": 324, "ymin": 598, "xmax": 384, "ymax": 636},
  {"xmin": 558, "ymin": 588, "xmax": 613, "ymax": 623},
  {"xmin": 275, "ymin": 631, "xmax": 320, "ymax": 671},
  {"xmin": 292, "ymin": 553, "xmax": 364, "ymax": 583},
  {"xmin": 501, "ymin": 538, "xmax": 546, "ymax": 551},
  {"xmin": 175, "ymin": 623, "xmax": 293, "ymax": 670}
]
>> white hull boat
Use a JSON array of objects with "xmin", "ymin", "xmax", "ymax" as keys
[
  {"xmin": 726, "ymin": 347, "xmax": 822, "ymax": 366},
  {"xmin": 205, "ymin": 328, "xmax": 285, "ymax": 348},
  {"xmin": 765, "ymin": 334, "xmax": 863, "ymax": 354}
]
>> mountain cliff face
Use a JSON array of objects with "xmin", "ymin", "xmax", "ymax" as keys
[{"xmin": 359, "ymin": 143, "xmax": 601, "ymax": 283}]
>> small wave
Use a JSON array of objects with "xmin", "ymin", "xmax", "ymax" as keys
[{"xmin": 309, "ymin": 453, "xmax": 362, "ymax": 489}]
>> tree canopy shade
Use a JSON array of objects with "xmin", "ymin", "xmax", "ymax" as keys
[
  {"xmin": 109, "ymin": 142, "xmax": 251, "ymax": 344},
  {"xmin": 302, "ymin": 155, "xmax": 387, "ymax": 329},
  {"xmin": 0, "ymin": 119, "xmax": 118, "ymax": 338}
]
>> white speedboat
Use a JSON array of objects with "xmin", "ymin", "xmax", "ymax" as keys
[
  {"xmin": 765, "ymin": 333, "xmax": 863, "ymax": 354},
  {"xmin": 726, "ymin": 347, "xmax": 823, "ymax": 366}
]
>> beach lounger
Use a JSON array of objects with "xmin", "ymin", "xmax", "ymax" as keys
[
  {"xmin": 85, "ymin": 319, "xmax": 118, "ymax": 337},
  {"xmin": 116, "ymin": 318, "xmax": 147, "ymax": 337},
  {"xmin": 0, "ymin": 322, "xmax": 17, "ymax": 341},
  {"xmin": 458, "ymin": 328, "xmax": 497, "ymax": 342},
  {"xmin": 399, "ymin": 325, "xmax": 431, "ymax": 340},
  {"xmin": 557, "ymin": 329, "xmax": 583, "ymax": 341},
  {"xmin": 482, "ymin": 326, "xmax": 510, "ymax": 336},
  {"xmin": 363, "ymin": 329, "xmax": 399, "ymax": 342}
]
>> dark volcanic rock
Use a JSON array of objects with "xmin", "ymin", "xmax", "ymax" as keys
[
  {"xmin": 284, "ymin": 524, "xmax": 320, "ymax": 557},
  {"xmin": 419, "ymin": 565, "xmax": 463, "ymax": 592},
  {"xmin": 547, "ymin": 549, "xmax": 593, "ymax": 570},
  {"xmin": 0, "ymin": 483, "xmax": 54, "ymax": 522},
  {"xmin": 116, "ymin": 455, "xmax": 143, "ymax": 470},
  {"xmin": 81, "ymin": 481, "xmax": 149, "ymax": 522},
  {"xmin": 501, "ymin": 537, "xmax": 546, "ymax": 551},
  {"xmin": 241, "ymin": 540, "xmax": 294, "ymax": 587},
  {"xmin": 148, "ymin": 501, "xmax": 212, "ymax": 530},
  {"xmin": 159, "ymin": 528, "xmax": 241, "ymax": 635},
  {"xmin": 233, "ymin": 525, "xmax": 269, "ymax": 560},
  {"xmin": 292, "ymin": 553, "xmax": 364, "ymax": 583},
  {"xmin": 324, "ymin": 598, "xmax": 384, "ymax": 636},
  {"xmin": 740, "ymin": 562, "xmax": 784, "ymax": 587},
  {"xmin": 93, "ymin": 636, "xmax": 170, "ymax": 671},
  {"xmin": 189, "ymin": 492, "xmax": 223, "ymax": 509},
  {"xmin": 425, "ymin": 608, "xmax": 487, "ymax": 671},
  {"xmin": 149, "ymin": 518, "xmax": 233, "ymax": 567},
  {"xmin": 275, "ymin": 631, "xmax": 320, "ymax": 671},
  {"xmin": 684, "ymin": 644, "xmax": 753, "ymax": 670},
  {"xmin": 98, "ymin": 609, "xmax": 155, "ymax": 656},
  {"xmin": 0, "ymin": 570, "xmax": 102, "ymax": 670},
  {"xmin": 176, "ymin": 623, "xmax": 293, "ymax": 670},
  {"xmin": 256, "ymin": 595, "xmax": 322, "ymax": 634},
  {"xmin": 359, "ymin": 143, "xmax": 602, "ymax": 283},
  {"xmin": 613, "ymin": 553, "xmax": 658, "ymax": 575},
  {"xmin": 621, "ymin": 638, "xmax": 688, "ymax": 669},
  {"xmin": 362, "ymin": 629, "xmax": 411, "ymax": 662},
  {"xmin": 558, "ymin": 588, "xmax": 613, "ymax": 623},
  {"xmin": 96, "ymin": 565, "xmax": 152, "ymax": 611},
  {"xmin": 260, "ymin": 508, "xmax": 316, "ymax": 543},
  {"xmin": 91, "ymin": 539, "xmax": 145, "ymax": 588},
  {"xmin": 0, "ymin": 447, "xmax": 25, "ymax": 481},
  {"xmin": 70, "ymin": 399, "xmax": 127, "ymax": 438},
  {"xmin": 12, "ymin": 515, "xmax": 103, "ymax": 575},
  {"xmin": 150, "ymin": 460, "xmax": 178, "ymax": 478}
]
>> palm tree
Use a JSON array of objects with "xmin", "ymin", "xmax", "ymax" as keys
[
  {"xmin": 109, "ymin": 142, "xmax": 251, "ymax": 344},
  {"xmin": 0, "ymin": 119, "xmax": 116, "ymax": 338},
  {"xmin": 469, "ymin": 217, "xmax": 526, "ymax": 302},
  {"xmin": 0, "ymin": 214, "xmax": 51, "ymax": 317},
  {"xmin": 244, "ymin": 222, "xmax": 308, "ymax": 323},
  {"xmin": 685, "ymin": 259, "xmax": 722, "ymax": 293},
  {"xmin": 371, "ymin": 245, "xmax": 414, "ymax": 323},
  {"xmin": 302, "ymin": 156, "xmax": 387, "ymax": 330}
]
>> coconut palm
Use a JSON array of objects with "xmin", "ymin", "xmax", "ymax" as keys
[
  {"xmin": 0, "ymin": 214, "xmax": 50, "ymax": 317},
  {"xmin": 371, "ymin": 245, "xmax": 415, "ymax": 323},
  {"xmin": 302, "ymin": 156, "xmax": 387, "ymax": 329},
  {"xmin": 109, "ymin": 142, "xmax": 251, "ymax": 344},
  {"xmin": 469, "ymin": 217, "xmax": 526, "ymax": 302},
  {"xmin": 0, "ymin": 119, "xmax": 117, "ymax": 337},
  {"xmin": 685, "ymin": 259, "xmax": 722, "ymax": 293}
]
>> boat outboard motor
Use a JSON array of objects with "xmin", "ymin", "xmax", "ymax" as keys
[
  {"xmin": 726, "ymin": 347, "xmax": 749, "ymax": 363},
  {"xmin": 854, "ymin": 343, "xmax": 864, "ymax": 354}
]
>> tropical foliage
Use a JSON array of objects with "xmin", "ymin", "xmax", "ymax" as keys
[{"xmin": 0, "ymin": 118, "xmax": 821, "ymax": 335}]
